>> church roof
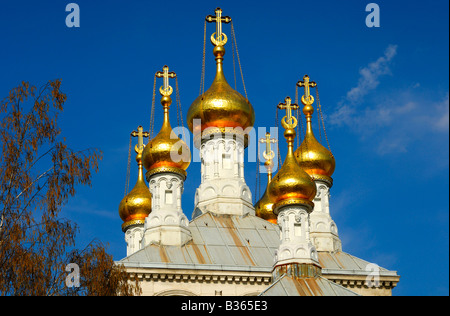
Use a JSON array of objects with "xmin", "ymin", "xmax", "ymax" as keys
[
  {"xmin": 119, "ymin": 212, "xmax": 279, "ymax": 271},
  {"xmin": 259, "ymin": 274, "xmax": 360, "ymax": 296},
  {"xmin": 319, "ymin": 251, "xmax": 398, "ymax": 277},
  {"xmin": 119, "ymin": 212, "xmax": 398, "ymax": 280}
]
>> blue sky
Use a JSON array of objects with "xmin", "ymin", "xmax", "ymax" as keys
[{"xmin": 0, "ymin": 0, "xmax": 448, "ymax": 296}]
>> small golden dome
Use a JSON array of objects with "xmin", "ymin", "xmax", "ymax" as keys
[
  {"xmin": 142, "ymin": 95, "xmax": 191, "ymax": 178},
  {"xmin": 255, "ymin": 189, "xmax": 277, "ymax": 224},
  {"xmin": 295, "ymin": 103, "xmax": 335, "ymax": 186},
  {"xmin": 187, "ymin": 46, "xmax": 255, "ymax": 136},
  {"xmin": 255, "ymin": 155, "xmax": 277, "ymax": 224},
  {"xmin": 268, "ymin": 127, "xmax": 317, "ymax": 214},
  {"xmin": 119, "ymin": 152, "xmax": 152, "ymax": 232}
]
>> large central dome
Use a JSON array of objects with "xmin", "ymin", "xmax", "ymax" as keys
[{"xmin": 187, "ymin": 46, "xmax": 255, "ymax": 135}]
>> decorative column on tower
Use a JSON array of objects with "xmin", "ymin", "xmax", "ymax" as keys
[
  {"xmin": 254, "ymin": 132, "xmax": 277, "ymax": 224},
  {"xmin": 141, "ymin": 66, "xmax": 192, "ymax": 247},
  {"xmin": 295, "ymin": 75, "xmax": 341, "ymax": 252},
  {"xmin": 267, "ymin": 97, "xmax": 321, "ymax": 278},
  {"xmin": 187, "ymin": 8, "xmax": 255, "ymax": 218},
  {"xmin": 119, "ymin": 126, "xmax": 152, "ymax": 256}
]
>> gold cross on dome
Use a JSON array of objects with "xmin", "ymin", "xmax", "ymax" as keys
[
  {"xmin": 278, "ymin": 97, "xmax": 299, "ymax": 129},
  {"xmin": 260, "ymin": 132, "xmax": 277, "ymax": 161},
  {"xmin": 297, "ymin": 75, "xmax": 317, "ymax": 106},
  {"xmin": 131, "ymin": 126, "xmax": 150, "ymax": 154},
  {"xmin": 156, "ymin": 65, "xmax": 176, "ymax": 96},
  {"xmin": 206, "ymin": 7, "xmax": 232, "ymax": 46}
]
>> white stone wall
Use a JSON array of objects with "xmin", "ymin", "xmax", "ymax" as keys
[
  {"xmin": 194, "ymin": 137, "xmax": 254, "ymax": 218},
  {"xmin": 309, "ymin": 180, "xmax": 342, "ymax": 252},
  {"xmin": 274, "ymin": 205, "xmax": 319, "ymax": 267},
  {"xmin": 126, "ymin": 268, "xmax": 272, "ymax": 296},
  {"xmin": 125, "ymin": 226, "xmax": 144, "ymax": 257},
  {"xmin": 141, "ymin": 172, "xmax": 192, "ymax": 247}
]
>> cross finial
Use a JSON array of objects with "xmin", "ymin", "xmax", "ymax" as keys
[
  {"xmin": 156, "ymin": 65, "xmax": 176, "ymax": 96},
  {"xmin": 260, "ymin": 132, "xmax": 277, "ymax": 181},
  {"xmin": 206, "ymin": 7, "xmax": 232, "ymax": 46},
  {"xmin": 260, "ymin": 132, "xmax": 277, "ymax": 161},
  {"xmin": 131, "ymin": 126, "xmax": 150, "ymax": 154},
  {"xmin": 277, "ymin": 97, "xmax": 299, "ymax": 129},
  {"xmin": 297, "ymin": 75, "xmax": 317, "ymax": 106}
]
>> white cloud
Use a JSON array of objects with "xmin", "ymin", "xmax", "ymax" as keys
[
  {"xmin": 364, "ymin": 93, "xmax": 449, "ymax": 156},
  {"xmin": 432, "ymin": 93, "xmax": 449, "ymax": 132},
  {"xmin": 345, "ymin": 44, "xmax": 398, "ymax": 104},
  {"xmin": 330, "ymin": 45, "xmax": 398, "ymax": 127},
  {"xmin": 328, "ymin": 44, "xmax": 449, "ymax": 159}
]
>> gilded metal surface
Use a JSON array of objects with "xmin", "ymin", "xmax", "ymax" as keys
[
  {"xmin": 254, "ymin": 188, "xmax": 277, "ymax": 224},
  {"xmin": 145, "ymin": 166, "xmax": 187, "ymax": 181},
  {"xmin": 131, "ymin": 125, "xmax": 149, "ymax": 153},
  {"xmin": 156, "ymin": 65, "xmax": 176, "ymax": 96},
  {"xmin": 187, "ymin": 45, "xmax": 255, "ymax": 137},
  {"xmin": 121, "ymin": 219, "xmax": 146, "ymax": 232},
  {"xmin": 308, "ymin": 173, "xmax": 333, "ymax": 187},
  {"xmin": 119, "ymin": 152, "xmax": 152, "ymax": 232},
  {"xmin": 274, "ymin": 198, "xmax": 314, "ymax": 210},
  {"xmin": 268, "ymin": 114, "xmax": 316, "ymax": 214},
  {"xmin": 295, "ymin": 124, "xmax": 335, "ymax": 184},
  {"xmin": 277, "ymin": 97, "xmax": 299, "ymax": 129},
  {"xmin": 206, "ymin": 7, "xmax": 232, "ymax": 46},
  {"xmin": 261, "ymin": 132, "xmax": 277, "ymax": 161},
  {"xmin": 295, "ymin": 75, "xmax": 335, "ymax": 184},
  {"xmin": 143, "ymin": 68, "xmax": 191, "ymax": 173},
  {"xmin": 255, "ymin": 132, "xmax": 277, "ymax": 224},
  {"xmin": 297, "ymin": 74, "xmax": 317, "ymax": 106},
  {"xmin": 189, "ymin": 8, "xmax": 254, "ymax": 137}
]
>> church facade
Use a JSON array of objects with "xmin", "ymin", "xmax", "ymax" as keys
[{"xmin": 117, "ymin": 8, "xmax": 400, "ymax": 296}]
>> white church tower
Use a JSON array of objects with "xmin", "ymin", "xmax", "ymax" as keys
[
  {"xmin": 267, "ymin": 97, "xmax": 321, "ymax": 275},
  {"xmin": 118, "ymin": 126, "xmax": 152, "ymax": 257},
  {"xmin": 295, "ymin": 75, "xmax": 342, "ymax": 253},
  {"xmin": 186, "ymin": 8, "xmax": 256, "ymax": 218},
  {"xmin": 141, "ymin": 66, "xmax": 192, "ymax": 247}
]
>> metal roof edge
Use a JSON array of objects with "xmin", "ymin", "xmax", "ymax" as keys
[
  {"xmin": 258, "ymin": 274, "xmax": 286, "ymax": 296},
  {"xmin": 116, "ymin": 261, "xmax": 274, "ymax": 273},
  {"xmin": 316, "ymin": 276, "xmax": 361, "ymax": 296},
  {"xmin": 322, "ymin": 268, "xmax": 399, "ymax": 277}
]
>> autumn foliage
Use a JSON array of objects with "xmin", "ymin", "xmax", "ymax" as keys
[{"xmin": 0, "ymin": 80, "xmax": 141, "ymax": 296}]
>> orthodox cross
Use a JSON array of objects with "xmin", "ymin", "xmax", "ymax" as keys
[
  {"xmin": 260, "ymin": 132, "xmax": 277, "ymax": 161},
  {"xmin": 156, "ymin": 65, "xmax": 176, "ymax": 96},
  {"xmin": 206, "ymin": 7, "xmax": 232, "ymax": 46},
  {"xmin": 297, "ymin": 75, "xmax": 317, "ymax": 106},
  {"xmin": 131, "ymin": 126, "xmax": 149, "ymax": 154},
  {"xmin": 278, "ymin": 97, "xmax": 299, "ymax": 129}
]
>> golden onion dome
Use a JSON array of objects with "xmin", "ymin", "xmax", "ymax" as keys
[
  {"xmin": 255, "ymin": 159, "xmax": 277, "ymax": 224},
  {"xmin": 187, "ymin": 45, "xmax": 255, "ymax": 138},
  {"xmin": 268, "ymin": 127, "xmax": 317, "ymax": 214},
  {"xmin": 295, "ymin": 103, "xmax": 335, "ymax": 186},
  {"xmin": 119, "ymin": 152, "xmax": 152, "ymax": 232},
  {"xmin": 142, "ymin": 95, "xmax": 191, "ymax": 178},
  {"xmin": 255, "ymin": 188, "xmax": 277, "ymax": 224}
]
